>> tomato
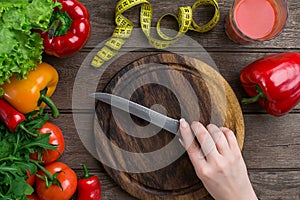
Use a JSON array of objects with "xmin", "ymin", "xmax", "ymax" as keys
[
  {"xmin": 26, "ymin": 169, "xmax": 35, "ymax": 186},
  {"xmin": 35, "ymin": 162, "xmax": 77, "ymax": 200},
  {"xmin": 30, "ymin": 122, "xmax": 65, "ymax": 164},
  {"xmin": 27, "ymin": 193, "xmax": 40, "ymax": 200}
]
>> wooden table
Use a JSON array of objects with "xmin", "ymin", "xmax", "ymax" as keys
[{"xmin": 44, "ymin": 0, "xmax": 300, "ymax": 199}]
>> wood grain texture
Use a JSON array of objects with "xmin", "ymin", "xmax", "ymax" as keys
[
  {"xmin": 52, "ymin": 112, "xmax": 300, "ymax": 199},
  {"xmin": 81, "ymin": 0, "xmax": 300, "ymax": 50},
  {"xmin": 243, "ymin": 114, "xmax": 300, "ymax": 169},
  {"xmin": 72, "ymin": 169, "xmax": 300, "ymax": 200},
  {"xmin": 46, "ymin": 51, "xmax": 299, "ymax": 111},
  {"xmin": 41, "ymin": 0, "xmax": 300, "ymax": 199},
  {"xmin": 93, "ymin": 53, "xmax": 244, "ymax": 199},
  {"xmin": 53, "ymin": 114, "xmax": 300, "ymax": 170},
  {"xmin": 249, "ymin": 170, "xmax": 300, "ymax": 200}
]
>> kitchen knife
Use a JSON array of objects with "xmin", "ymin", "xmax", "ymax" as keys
[{"xmin": 90, "ymin": 92, "xmax": 179, "ymax": 135}]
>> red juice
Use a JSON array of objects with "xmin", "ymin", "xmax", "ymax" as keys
[
  {"xmin": 225, "ymin": 0, "xmax": 288, "ymax": 43},
  {"xmin": 234, "ymin": 0, "xmax": 276, "ymax": 39}
]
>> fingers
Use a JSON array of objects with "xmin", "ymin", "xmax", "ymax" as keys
[
  {"xmin": 207, "ymin": 124, "xmax": 230, "ymax": 155},
  {"xmin": 179, "ymin": 119, "xmax": 205, "ymax": 167},
  {"xmin": 190, "ymin": 122, "xmax": 219, "ymax": 161},
  {"xmin": 220, "ymin": 127, "xmax": 241, "ymax": 153},
  {"xmin": 180, "ymin": 119, "xmax": 239, "ymax": 164}
]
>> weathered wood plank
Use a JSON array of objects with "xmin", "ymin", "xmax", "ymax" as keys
[
  {"xmin": 243, "ymin": 114, "xmax": 300, "ymax": 169},
  {"xmin": 39, "ymin": 0, "xmax": 300, "ymax": 199},
  {"xmin": 249, "ymin": 170, "xmax": 300, "ymax": 200},
  {"xmin": 45, "ymin": 51, "xmax": 300, "ymax": 111},
  {"xmin": 53, "ymin": 113, "xmax": 300, "ymax": 170},
  {"xmin": 81, "ymin": 0, "xmax": 300, "ymax": 50},
  {"xmin": 72, "ymin": 169, "xmax": 300, "ymax": 200}
]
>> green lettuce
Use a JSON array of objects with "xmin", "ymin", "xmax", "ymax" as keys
[{"xmin": 0, "ymin": 0, "xmax": 60, "ymax": 85}]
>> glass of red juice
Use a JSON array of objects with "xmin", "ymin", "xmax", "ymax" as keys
[{"xmin": 225, "ymin": 0, "xmax": 288, "ymax": 44}]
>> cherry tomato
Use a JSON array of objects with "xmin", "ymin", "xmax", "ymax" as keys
[
  {"xmin": 26, "ymin": 169, "xmax": 35, "ymax": 186},
  {"xmin": 27, "ymin": 193, "xmax": 39, "ymax": 200},
  {"xmin": 30, "ymin": 122, "xmax": 65, "ymax": 164},
  {"xmin": 35, "ymin": 162, "xmax": 77, "ymax": 200}
]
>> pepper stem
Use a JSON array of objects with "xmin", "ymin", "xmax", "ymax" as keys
[
  {"xmin": 242, "ymin": 85, "xmax": 266, "ymax": 104},
  {"xmin": 48, "ymin": 11, "xmax": 72, "ymax": 37},
  {"xmin": 82, "ymin": 163, "xmax": 91, "ymax": 178},
  {"xmin": 48, "ymin": 19, "xmax": 61, "ymax": 39},
  {"xmin": 39, "ymin": 88, "xmax": 60, "ymax": 118}
]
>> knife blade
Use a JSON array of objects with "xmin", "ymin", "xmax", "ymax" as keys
[{"xmin": 90, "ymin": 92, "xmax": 179, "ymax": 135}]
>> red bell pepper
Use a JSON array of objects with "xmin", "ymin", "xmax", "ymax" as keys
[
  {"xmin": 40, "ymin": 0, "xmax": 91, "ymax": 57},
  {"xmin": 240, "ymin": 52, "xmax": 300, "ymax": 116},
  {"xmin": 0, "ymin": 99, "xmax": 37, "ymax": 136},
  {"xmin": 77, "ymin": 164, "xmax": 101, "ymax": 200}
]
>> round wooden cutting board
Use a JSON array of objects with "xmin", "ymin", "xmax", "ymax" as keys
[{"xmin": 94, "ymin": 53, "xmax": 244, "ymax": 199}]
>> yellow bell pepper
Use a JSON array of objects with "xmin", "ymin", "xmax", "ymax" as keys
[{"xmin": 1, "ymin": 62, "xmax": 60, "ymax": 118}]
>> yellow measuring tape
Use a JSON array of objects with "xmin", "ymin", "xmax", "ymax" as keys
[{"xmin": 91, "ymin": 0, "xmax": 220, "ymax": 68}]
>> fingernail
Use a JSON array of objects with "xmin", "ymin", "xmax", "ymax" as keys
[{"xmin": 180, "ymin": 118, "xmax": 188, "ymax": 128}]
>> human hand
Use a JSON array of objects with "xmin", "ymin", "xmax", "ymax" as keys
[{"xmin": 179, "ymin": 119, "xmax": 257, "ymax": 200}]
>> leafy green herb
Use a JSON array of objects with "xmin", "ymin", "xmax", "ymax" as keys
[
  {"xmin": 0, "ymin": 0, "xmax": 60, "ymax": 85},
  {"xmin": 0, "ymin": 109, "xmax": 56, "ymax": 199}
]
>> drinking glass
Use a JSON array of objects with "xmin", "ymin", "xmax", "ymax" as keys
[{"xmin": 225, "ymin": 0, "xmax": 288, "ymax": 44}]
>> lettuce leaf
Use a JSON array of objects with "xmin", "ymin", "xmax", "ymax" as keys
[{"xmin": 0, "ymin": 0, "xmax": 60, "ymax": 85}]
